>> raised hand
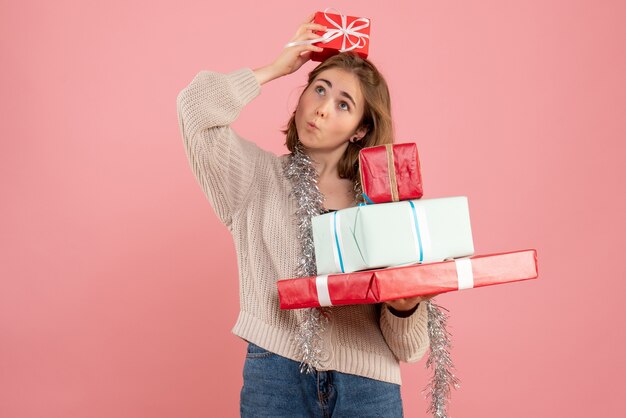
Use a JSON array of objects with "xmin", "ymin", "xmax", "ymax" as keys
[{"xmin": 253, "ymin": 13, "xmax": 327, "ymax": 85}]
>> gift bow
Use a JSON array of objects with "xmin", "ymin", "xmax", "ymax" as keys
[{"xmin": 284, "ymin": 8, "xmax": 370, "ymax": 53}]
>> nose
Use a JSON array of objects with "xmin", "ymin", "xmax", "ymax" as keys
[{"xmin": 315, "ymin": 100, "xmax": 330, "ymax": 118}]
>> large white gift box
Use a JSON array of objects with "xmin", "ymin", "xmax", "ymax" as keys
[{"xmin": 312, "ymin": 197, "xmax": 475, "ymax": 275}]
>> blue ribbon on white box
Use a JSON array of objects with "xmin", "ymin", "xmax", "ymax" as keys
[
  {"xmin": 409, "ymin": 200, "xmax": 424, "ymax": 262},
  {"xmin": 328, "ymin": 200, "xmax": 433, "ymax": 273},
  {"xmin": 331, "ymin": 211, "xmax": 346, "ymax": 273}
]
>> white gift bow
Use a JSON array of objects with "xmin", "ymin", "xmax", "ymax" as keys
[{"xmin": 284, "ymin": 8, "xmax": 370, "ymax": 53}]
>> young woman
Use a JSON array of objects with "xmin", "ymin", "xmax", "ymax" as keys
[{"xmin": 177, "ymin": 13, "xmax": 435, "ymax": 417}]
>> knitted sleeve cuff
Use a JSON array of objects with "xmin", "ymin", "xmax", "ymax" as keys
[
  {"xmin": 228, "ymin": 68, "xmax": 262, "ymax": 108},
  {"xmin": 380, "ymin": 301, "xmax": 430, "ymax": 363}
]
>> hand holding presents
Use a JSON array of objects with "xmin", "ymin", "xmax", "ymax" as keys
[{"xmin": 385, "ymin": 294, "xmax": 436, "ymax": 317}]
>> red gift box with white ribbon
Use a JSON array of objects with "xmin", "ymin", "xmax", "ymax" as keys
[
  {"xmin": 310, "ymin": 9, "xmax": 371, "ymax": 62},
  {"xmin": 359, "ymin": 143, "xmax": 423, "ymax": 204},
  {"xmin": 277, "ymin": 250, "xmax": 538, "ymax": 309}
]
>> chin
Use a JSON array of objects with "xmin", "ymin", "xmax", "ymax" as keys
[
  {"xmin": 297, "ymin": 135, "xmax": 323, "ymax": 151},
  {"xmin": 297, "ymin": 140, "xmax": 316, "ymax": 153},
  {"xmin": 295, "ymin": 129, "xmax": 315, "ymax": 148}
]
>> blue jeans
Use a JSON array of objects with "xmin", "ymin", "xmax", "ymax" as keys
[{"xmin": 240, "ymin": 343, "xmax": 403, "ymax": 418}]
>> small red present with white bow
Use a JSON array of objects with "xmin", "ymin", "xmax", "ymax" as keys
[{"xmin": 310, "ymin": 9, "xmax": 371, "ymax": 62}]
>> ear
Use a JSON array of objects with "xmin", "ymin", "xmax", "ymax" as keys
[{"xmin": 353, "ymin": 126, "xmax": 368, "ymax": 142}]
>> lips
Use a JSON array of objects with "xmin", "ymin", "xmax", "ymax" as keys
[{"xmin": 307, "ymin": 121, "xmax": 318, "ymax": 130}]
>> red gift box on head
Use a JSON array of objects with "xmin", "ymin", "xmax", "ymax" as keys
[
  {"xmin": 310, "ymin": 9, "xmax": 371, "ymax": 62},
  {"xmin": 277, "ymin": 250, "xmax": 539, "ymax": 309},
  {"xmin": 359, "ymin": 143, "xmax": 423, "ymax": 204}
]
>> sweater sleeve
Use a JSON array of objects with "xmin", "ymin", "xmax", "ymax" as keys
[
  {"xmin": 176, "ymin": 68, "xmax": 262, "ymax": 226},
  {"xmin": 379, "ymin": 301, "xmax": 430, "ymax": 363}
]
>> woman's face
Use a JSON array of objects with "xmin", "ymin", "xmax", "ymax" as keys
[{"xmin": 295, "ymin": 68, "xmax": 366, "ymax": 153}]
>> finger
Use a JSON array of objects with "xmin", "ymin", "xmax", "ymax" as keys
[
  {"xmin": 291, "ymin": 30, "xmax": 326, "ymax": 44},
  {"xmin": 303, "ymin": 44, "xmax": 323, "ymax": 53},
  {"xmin": 285, "ymin": 40, "xmax": 323, "ymax": 55},
  {"xmin": 305, "ymin": 23, "xmax": 327, "ymax": 31},
  {"xmin": 296, "ymin": 23, "xmax": 327, "ymax": 36},
  {"xmin": 297, "ymin": 44, "xmax": 323, "ymax": 58},
  {"xmin": 290, "ymin": 41, "xmax": 323, "ymax": 51},
  {"xmin": 302, "ymin": 12, "xmax": 316, "ymax": 24},
  {"xmin": 298, "ymin": 50, "xmax": 312, "ymax": 59}
]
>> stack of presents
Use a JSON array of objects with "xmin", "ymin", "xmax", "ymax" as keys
[
  {"xmin": 278, "ymin": 143, "xmax": 539, "ymax": 309},
  {"xmin": 278, "ymin": 9, "xmax": 538, "ymax": 309}
]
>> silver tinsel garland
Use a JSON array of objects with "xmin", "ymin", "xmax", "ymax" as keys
[
  {"xmin": 424, "ymin": 301, "xmax": 460, "ymax": 418},
  {"xmin": 283, "ymin": 143, "xmax": 327, "ymax": 373},
  {"xmin": 283, "ymin": 143, "xmax": 459, "ymax": 417}
]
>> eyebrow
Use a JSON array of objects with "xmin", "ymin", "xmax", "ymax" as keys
[{"xmin": 317, "ymin": 78, "xmax": 357, "ymax": 108}]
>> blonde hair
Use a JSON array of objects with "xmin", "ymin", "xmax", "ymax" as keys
[{"xmin": 282, "ymin": 53, "xmax": 394, "ymax": 186}]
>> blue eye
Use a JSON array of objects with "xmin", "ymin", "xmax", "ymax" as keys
[{"xmin": 314, "ymin": 85, "xmax": 350, "ymax": 111}]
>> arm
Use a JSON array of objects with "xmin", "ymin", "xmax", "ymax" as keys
[
  {"xmin": 379, "ymin": 301, "xmax": 430, "ymax": 363},
  {"xmin": 175, "ymin": 14, "xmax": 327, "ymax": 226},
  {"xmin": 176, "ymin": 68, "xmax": 262, "ymax": 226}
]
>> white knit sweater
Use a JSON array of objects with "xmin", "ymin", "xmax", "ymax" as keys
[{"xmin": 176, "ymin": 68, "xmax": 430, "ymax": 384}]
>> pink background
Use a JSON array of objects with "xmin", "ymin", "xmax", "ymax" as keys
[{"xmin": 2, "ymin": 0, "xmax": 624, "ymax": 417}]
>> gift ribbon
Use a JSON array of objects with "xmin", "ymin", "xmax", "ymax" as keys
[
  {"xmin": 329, "ymin": 201, "xmax": 432, "ymax": 273},
  {"xmin": 284, "ymin": 8, "xmax": 370, "ymax": 53},
  {"xmin": 361, "ymin": 193, "xmax": 375, "ymax": 205},
  {"xmin": 455, "ymin": 258, "xmax": 474, "ymax": 290},
  {"xmin": 330, "ymin": 211, "xmax": 346, "ymax": 273},
  {"xmin": 315, "ymin": 258, "xmax": 475, "ymax": 307},
  {"xmin": 408, "ymin": 201, "xmax": 433, "ymax": 262},
  {"xmin": 315, "ymin": 275, "xmax": 333, "ymax": 307},
  {"xmin": 315, "ymin": 258, "xmax": 474, "ymax": 306},
  {"xmin": 385, "ymin": 144, "xmax": 400, "ymax": 202}
]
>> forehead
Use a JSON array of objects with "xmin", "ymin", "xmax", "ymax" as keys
[{"xmin": 312, "ymin": 68, "xmax": 363, "ymax": 102}]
